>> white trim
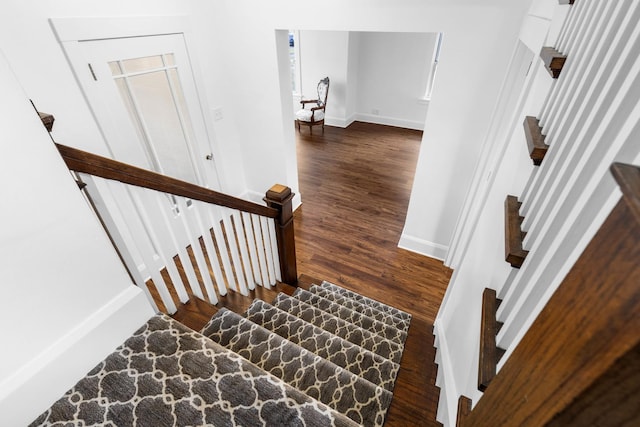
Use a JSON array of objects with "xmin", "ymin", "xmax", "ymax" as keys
[
  {"xmin": 289, "ymin": 30, "xmax": 302, "ymax": 96},
  {"xmin": 50, "ymin": 16, "xmax": 190, "ymax": 42},
  {"xmin": 0, "ymin": 286, "xmax": 153, "ymax": 426},
  {"xmin": 423, "ymin": 32, "xmax": 443, "ymax": 101},
  {"xmin": 433, "ymin": 321, "xmax": 459, "ymax": 426},
  {"xmin": 355, "ymin": 113, "xmax": 425, "ymax": 131},
  {"xmin": 324, "ymin": 114, "xmax": 357, "ymax": 129},
  {"xmin": 398, "ymin": 233, "xmax": 448, "ymax": 260}
]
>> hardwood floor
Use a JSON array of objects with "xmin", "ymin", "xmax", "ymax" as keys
[
  {"xmin": 171, "ymin": 121, "xmax": 452, "ymax": 426},
  {"xmin": 294, "ymin": 122, "xmax": 451, "ymax": 426}
]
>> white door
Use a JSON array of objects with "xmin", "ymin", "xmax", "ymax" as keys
[
  {"xmin": 69, "ymin": 33, "xmax": 226, "ymax": 302},
  {"xmin": 78, "ymin": 33, "xmax": 219, "ymax": 189}
]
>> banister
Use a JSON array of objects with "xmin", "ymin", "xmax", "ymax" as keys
[{"xmin": 55, "ymin": 143, "xmax": 278, "ymax": 219}]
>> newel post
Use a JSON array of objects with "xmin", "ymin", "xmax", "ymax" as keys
[{"xmin": 264, "ymin": 184, "xmax": 298, "ymax": 286}]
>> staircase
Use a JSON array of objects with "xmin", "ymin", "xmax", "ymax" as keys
[{"xmin": 30, "ymin": 281, "xmax": 411, "ymax": 427}]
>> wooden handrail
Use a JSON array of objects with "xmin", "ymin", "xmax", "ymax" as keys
[{"xmin": 55, "ymin": 143, "xmax": 278, "ymax": 219}]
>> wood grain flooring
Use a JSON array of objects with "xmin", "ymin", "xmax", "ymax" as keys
[
  {"xmin": 171, "ymin": 121, "xmax": 452, "ymax": 426},
  {"xmin": 294, "ymin": 122, "xmax": 451, "ymax": 426}
]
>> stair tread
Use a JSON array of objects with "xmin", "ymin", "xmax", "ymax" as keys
[
  {"xmin": 309, "ymin": 284, "xmax": 410, "ymax": 334},
  {"xmin": 523, "ymin": 116, "xmax": 548, "ymax": 166},
  {"xmin": 504, "ymin": 195, "xmax": 529, "ymax": 268},
  {"xmin": 540, "ymin": 46, "xmax": 567, "ymax": 78},
  {"xmin": 202, "ymin": 308, "xmax": 392, "ymax": 427},
  {"xmin": 273, "ymin": 293, "xmax": 404, "ymax": 364},
  {"xmin": 293, "ymin": 288, "xmax": 408, "ymax": 345},
  {"xmin": 245, "ymin": 299, "xmax": 400, "ymax": 391},
  {"xmin": 30, "ymin": 314, "xmax": 360, "ymax": 427},
  {"xmin": 320, "ymin": 281, "xmax": 412, "ymax": 322}
]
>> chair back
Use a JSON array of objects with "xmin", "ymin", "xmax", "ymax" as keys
[{"xmin": 317, "ymin": 77, "xmax": 330, "ymax": 107}]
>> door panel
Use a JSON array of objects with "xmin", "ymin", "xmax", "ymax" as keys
[
  {"xmin": 71, "ymin": 34, "xmax": 221, "ymax": 283},
  {"xmin": 79, "ymin": 34, "xmax": 218, "ymax": 189}
]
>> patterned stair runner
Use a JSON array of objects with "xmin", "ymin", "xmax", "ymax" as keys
[
  {"xmin": 30, "ymin": 280, "xmax": 411, "ymax": 427},
  {"xmin": 273, "ymin": 293, "xmax": 405, "ymax": 365},
  {"xmin": 29, "ymin": 314, "xmax": 359, "ymax": 427},
  {"xmin": 244, "ymin": 299, "xmax": 400, "ymax": 391},
  {"xmin": 308, "ymin": 285, "xmax": 410, "ymax": 334},
  {"xmin": 320, "ymin": 281, "xmax": 412, "ymax": 323},
  {"xmin": 292, "ymin": 289, "xmax": 408, "ymax": 345},
  {"xmin": 201, "ymin": 308, "xmax": 392, "ymax": 427}
]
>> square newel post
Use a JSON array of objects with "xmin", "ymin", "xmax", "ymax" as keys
[{"xmin": 264, "ymin": 184, "xmax": 298, "ymax": 286}]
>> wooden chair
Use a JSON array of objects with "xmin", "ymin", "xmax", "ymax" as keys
[{"xmin": 295, "ymin": 77, "xmax": 329, "ymax": 134}]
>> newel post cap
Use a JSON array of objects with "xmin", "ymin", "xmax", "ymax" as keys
[{"xmin": 265, "ymin": 184, "xmax": 293, "ymax": 204}]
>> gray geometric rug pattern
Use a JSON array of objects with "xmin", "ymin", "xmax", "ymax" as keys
[
  {"xmin": 320, "ymin": 281, "xmax": 412, "ymax": 323},
  {"xmin": 308, "ymin": 285, "xmax": 410, "ymax": 334},
  {"xmin": 291, "ymin": 289, "xmax": 408, "ymax": 345},
  {"xmin": 30, "ymin": 314, "xmax": 360, "ymax": 427},
  {"xmin": 273, "ymin": 293, "xmax": 405, "ymax": 365},
  {"xmin": 201, "ymin": 308, "xmax": 392, "ymax": 427},
  {"xmin": 244, "ymin": 299, "xmax": 400, "ymax": 391},
  {"xmin": 30, "ymin": 281, "xmax": 410, "ymax": 427}
]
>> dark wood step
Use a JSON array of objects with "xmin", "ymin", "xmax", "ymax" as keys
[
  {"xmin": 505, "ymin": 195, "xmax": 529, "ymax": 268},
  {"xmin": 523, "ymin": 116, "xmax": 549, "ymax": 166},
  {"xmin": 297, "ymin": 273, "xmax": 321, "ymax": 290},
  {"xmin": 540, "ymin": 47, "xmax": 567, "ymax": 79},
  {"xmin": 456, "ymin": 395, "xmax": 472, "ymax": 427},
  {"xmin": 478, "ymin": 288, "xmax": 506, "ymax": 392},
  {"xmin": 38, "ymin": 111, "xmax": 54, "ymax": 132}
]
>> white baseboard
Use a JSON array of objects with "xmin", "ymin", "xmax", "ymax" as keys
[
  {"xmin": 325, "ymin": 113, "xmax": 423, "ymax": 130},
  {"xmin": 434, "ymin": 321, "xmax": 459, "ymax": 426},
  {"xmin": 398, "ymin": 233, "xmax": 448, "ymax": 261},
  {"xmin": 325, "ymin": 113, "xmax": 357, "ymax": 128},
  {"xmin": 292, "ymin": 192, "xmax": 302, "ymax": 211},
  {"xmin": 355, "ymin": 113, "xmax": 425, "ymax": 131},
  {"xmin": 0, "ymin": 286, "xmax": 153, "ymax": 427}
]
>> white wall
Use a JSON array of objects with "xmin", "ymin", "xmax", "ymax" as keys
[
  {"xmin": 0, "ymin": 0, "xmax": 248, "ymax": 198},
  {"xmin": 0, "ymin": 3, "xmax": 231, "ymax": 423},
  {"xmin": 0, "ymin": 50, "xmax": 153, "ymax": 426},
  {"xmin": 299, "ymin": 30, "xmax": 350, "ymax": 126},
  {"xmin": 297, "ymin": 30, "xmax": 435, "ymax": 130},
  {"xmin": 0, "ymin": 0, "xmax": 534, "ymax": 256},
  {"xmin": 428, "ymin": 3, "xmax": 559, "ymax": 419},
  {"xmin": 0, "ymin": 1, "xmax": 537, "ymax": 423},
  {"xmin": 355, "ymin": 32, "xmax": 434, "ymax": 130},
  {"xmin": 345, "ymin": 32, "xmax": 360, "ymax": 123}
]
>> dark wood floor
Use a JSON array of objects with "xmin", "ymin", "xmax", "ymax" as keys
[
  {"xmin": 294, "ymin": 122, "xmax": 451, "ymax": 426},
  {"xmin": 171, "ymin": 121, "xmax": 452, "ymax": 426}
]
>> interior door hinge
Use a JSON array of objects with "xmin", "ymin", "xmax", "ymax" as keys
[{"xmin": 88, "ymin": 63, "xmax": 97, "ymax": 81}]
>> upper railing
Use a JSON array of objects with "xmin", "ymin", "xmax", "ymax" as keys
[{"xmin": 55, "ymin": 143, "xmax": 298, "ymax": 313}]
